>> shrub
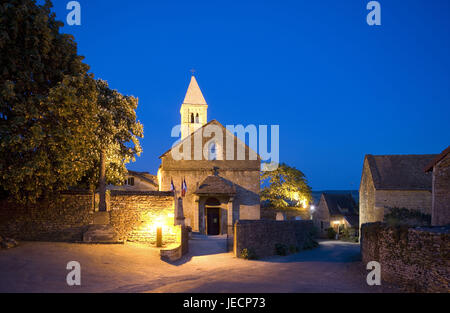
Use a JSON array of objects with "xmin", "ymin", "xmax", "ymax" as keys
[
  {"xmin": 288, "ymin": 245, "xmax": 298, "ymax": 254},
  {"xmin": 384, "ymin": 207, "xmax": 431, "ymax": 227},
  {"xmin": 275, "ymin": 243, "xmax": 288, "ymax": 256},
  {"xmin": 303, "ymin": 236, "xmax": 319, "ymax": 249},
  {"xmin": 340, "ymin": 227, "xmax": 359, "ymax": 242},
  {"xmin": 326, "ymin": 227, "xmax": 337, "ymax": 239},
  {"xmin": 240, "ymin": 248, "xmax": 257, "ymax": 260}
]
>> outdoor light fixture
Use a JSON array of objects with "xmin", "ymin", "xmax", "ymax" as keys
[
  {"xmin": 310, "ymin": 205, "xmax": 315, "ymax": 212},
  {"xmin": 156, "ymin": 224, "xmax": 162, "ymax": 247}
]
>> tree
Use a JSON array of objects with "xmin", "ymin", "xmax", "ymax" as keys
[
  {"xmin": 91, "ymin": 80, "xmax": 143, "ymax": 211},
  {"xmin": 0, "ymin": 0, "xmax": 99, "ymax": 203},
  {"xmin": 261, "ymin": 163, "xmax": 312, "ymax": 210}
]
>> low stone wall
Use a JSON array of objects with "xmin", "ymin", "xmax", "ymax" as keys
[
  {"xmin": 0, "ymin": 190, "xmax": 176, "ymax": 244},
  {"xmin": 160, "ymin": 226, "xmax": 189, "ymax": 262},
  {"xmin": 0, "ymin": 191, "xmax": 93, "ymax": 241},
  {"xmin": 109, "ymin": 190, "xmax": 176, "ymax": 244},
  {"xmin": 361, "ymin": 222, "xmax": 450, "ymax": 292},
  {"xmin": 233, "ymin": 220, "xmax": 315, "ymax": 258}
]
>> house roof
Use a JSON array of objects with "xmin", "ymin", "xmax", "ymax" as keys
[
  {"xmin": 127, "ymin": 170, "xmax": 158, "ymax": 187},
  {"xmin": 365, "ymin": 154, "xmax": 437, "ymax": 191},
  {"xmin": 344, "ymin": 215, "xmax": 359, "ymax": 228},
  {"xmin": 194, "ymin": 175, "xmax": 236, "ymax": 195},
  {"xmin": 183, "ymin": 75, "xmax": 207, "ymax": 105},
  {"xmin": 322, "ymin": 193, "xmax": 358, "ymax": 216},
  {"xmin": 424, "ymin": 146, "xmax": 450, "ymax": 172}
]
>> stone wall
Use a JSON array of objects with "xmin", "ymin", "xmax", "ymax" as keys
[
  {"xmin": 233, "ymin": 220, "xmax": 315, "ymax": 258},
  {"xmin": 109, "ymin": 190, "xmax": 176, "ymax": 244},
  {"xmin": 0, "ymin": 190, "xmax": 176, "ymax": 244},
  {"xmin": 359, "ymin": 158, "xmax": 377, "ymax": 229},
  {"xmin": 431, "ymin": 153, "xmax": 450, "ymax": 226},
  {"xmin": 361, "ymin": 222, "xmax": 450, "ymax": 292},
  {"xmin": 0, "ymin": 191, "xmax": 93, "ymax": 241}
]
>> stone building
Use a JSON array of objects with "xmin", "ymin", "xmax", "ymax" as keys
[
  {"xmin": 424, "ymin": 146, "xmax": 450, "ymax": 226},
  {"xmin": 157, "ymin": 76, "xmax": 261, "ymax": 235},
  {"xmin": 108, "ymin": 170, "xmax": 158, "ymax": 192},
  {"xmin": 359, "ymin": 154, "xmax": 437, "ymax": 230},
  {"xmin": 313, "ymin": 193, "xmax": 359, "ymax": 237}
]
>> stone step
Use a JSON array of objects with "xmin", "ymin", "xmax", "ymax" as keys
[{"xmin": 83, "ymin": 225, "xmax": 121, "ymax": 243}]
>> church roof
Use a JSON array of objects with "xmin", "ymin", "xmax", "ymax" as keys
[
  {"xmin": 365, "ymin": 154, "xmax": 437, "ymax": 191},
  {"xmin": 183, "ymin": 75, "xmax": 207, "ymax": 105},
  {"xmin": 194, "ymin": 175, "xmax": 236, "ymax": 195}
]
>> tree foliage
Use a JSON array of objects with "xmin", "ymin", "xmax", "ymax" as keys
[
  {"xmin": 261, "ymin": 163, "xmax": 312, "ymax": 210},
  {"xmin": 0, "ymin": 0, "xmax": 99, "ymax": 202},
  {"xmin": 0, "ymin": 1, "xmax": 143, "ymax": 203}
]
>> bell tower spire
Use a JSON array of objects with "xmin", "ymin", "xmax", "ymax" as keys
[{"xmin": 180, "ymin": 75, "xmax": 208, "ymax": 140}]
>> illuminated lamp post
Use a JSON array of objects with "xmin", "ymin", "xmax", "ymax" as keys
[{"xmin": 155, "ymin": 221, "xmax": 163, "ymax": 247}]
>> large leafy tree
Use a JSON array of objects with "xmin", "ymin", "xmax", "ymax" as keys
[
  {"xmin": 261, "ymin": 163, "xmax": 312, "ymax": 210},
  {"xmin": 0, "ymin": 0, "xmax": 99, "ymax": 202},
  {"xmin": 91, "ymin": 80, "xmax": 143, "ymax": 211}
]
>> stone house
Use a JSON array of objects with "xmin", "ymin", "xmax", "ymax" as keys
[
  {"xmin": 359, "ymin": 154, "xmax": 437, "ymax": 230},
  {"xmin": 108, "ymin": 170, "xmax": 158, "ymax": 192},
  {"xmin": 424, "ymin": 146, "xmax": 450, "ymax": 226},
  {"xmin": 157, "ymin": 76, "xmax": 261, "ymax": 236},
  {"xmin": 313, "ymin": 193, "xmax": 359, "ymax": 237}
]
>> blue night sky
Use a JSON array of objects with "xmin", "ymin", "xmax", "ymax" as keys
[{"xmin": 50, "ymin": 0, "xmax": 449, "ymax": 190}]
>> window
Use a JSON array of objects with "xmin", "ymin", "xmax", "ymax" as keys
[
  {"xmin": 195, "ymin": 113, "xmax": 199, "ymax": 123},
  {"xmin": 124, "ymin": 177, "xmax": 135, "ymax": 186},
  {"xmin": 320, "ymin": 221, "xmax": 324, "ymax": 230},
  {"xmin": 208, "ymin": 142, "xmax": 217, "ymax": 161},
  {"xmin": 190, "ymin": 113, "xmax": 194, "ymax": 123}
]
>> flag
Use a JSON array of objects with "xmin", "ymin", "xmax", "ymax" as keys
[
  {"xmin": 181, "ymin": 178, "xmax": 187, "ymax": 197},
  {"xmin": 170, "ymin": 179, "xmax": 175, "ymax": 192}
]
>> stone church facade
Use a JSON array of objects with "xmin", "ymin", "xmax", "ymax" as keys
[{"xmin": 157, "ymin": 76, "xmax": 261, "ymax": 235}]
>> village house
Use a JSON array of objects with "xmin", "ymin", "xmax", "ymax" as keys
[
  {"xmin": 108, "ymin": 170, "xmax": 158, "ymax": 192},
  {"xmin": 424, "ymin": 146, "xmax": 450, "ymax": 226},
  {"xmin": 157, "ymin": 76, "xmax": 261, "ymax": 236},
  {"xmin": 359, "ymin": 154, "xmax": 437, "ymax": 231},
  {"xmin": 313, "ymin": 193, "xmax": 359, "ymax": 237}
]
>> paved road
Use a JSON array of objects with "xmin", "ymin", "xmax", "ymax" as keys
[{"xmin": 0, "ymin": 239, "xmax": 398, "ymax": 293}]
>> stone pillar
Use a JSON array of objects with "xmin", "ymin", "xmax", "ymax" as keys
[
  {"xmin": 194, "ymin": 195, "xmax": 200, "ymax": 232},
  {"xmin": 176, "ymin": 197, "xmax": 185, "ymax": 226},
  {"xmin": 227, "ymin": 197, "xmax": 234, "ymax": 236}
]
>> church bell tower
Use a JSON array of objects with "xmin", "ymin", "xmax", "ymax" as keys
[{"xmin": 180, "ymin": 75, "xmax": 208, "ymax": 140}]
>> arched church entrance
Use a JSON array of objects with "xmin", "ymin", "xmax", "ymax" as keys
[{"xmin": 205, "ymin": 197, "xmax": 221, "ymax": 235}]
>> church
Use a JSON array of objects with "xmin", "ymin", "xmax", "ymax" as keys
[{"xmin": 156, "ymin": 76, "xmax": 261, "ymax": 236}]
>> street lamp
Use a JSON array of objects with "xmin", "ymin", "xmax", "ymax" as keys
[{"xmin": 155, "ymin": 221, "xmax": 163, "ymax": 247}]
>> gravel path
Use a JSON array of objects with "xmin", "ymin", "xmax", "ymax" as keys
[{"xmin": 0, "ymin": 238, "xmax": 399, "ymax": 293}]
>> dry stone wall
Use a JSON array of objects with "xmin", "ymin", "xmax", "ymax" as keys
[
  {"xmin": 361, "ymin": 222, "xmax": 450, "ymax": 292},
  {"xmin": 0, "ymin": 191, "xmax": 176, "ymax": 244},
  {"xmin": 234, "ymin": 220, "xmax": 315, "ymax": 258}
]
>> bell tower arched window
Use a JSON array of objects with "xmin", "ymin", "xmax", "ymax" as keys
[
  {"xmin": 195, "ymin": 113, "xmax": 199, "ymax": 123},
  {"xmin": 190, "ymin": 113, "xmax": 194, "ymax": 123}
]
